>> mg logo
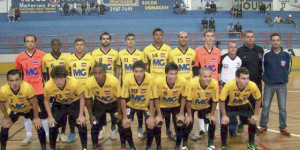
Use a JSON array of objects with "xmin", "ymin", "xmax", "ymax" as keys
[
  {"xmin": 163, "ymin": 97, "xmax": 177, "ymax": 102},
  {"xmin": 124, "ymin": 64, "xmax": 133, "ymax": 71},
  {"xmin": 131, "ymin": 94, "xmax": 145, "ymax": 102},
  {"xmin": 178, "ymin": 64, "xmax": 190, "ymax": 71},
  {"xmin": 104, "ymin": 64, "xmax": 112, "ymax": 70},
  {"xmin": 25, "ymin": 68, "xmax": 38, "ymax": 76},
  {"xmin": 204, "ymin": 65, "xmax": 216, "ymax": 72},
  {"xmin": 153, "ymin": 59, "xmax": 165, "ymax": 66},
  {"xmin": 195, "ymin": 99, "xmax": 207, "ymax": 105},
  {"xmin": 73, "ymin": 69, "xmax": 86, "ymax": 76}
]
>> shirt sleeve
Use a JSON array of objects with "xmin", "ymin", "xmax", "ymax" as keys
[
  {"xmin": 152, "ymin": 79, "xmax": 159, "ymax": 99},
  {"xmin": 116, "ymin": 53, "xmax": 121, "ymax": 66},
  {"xmin": 43, "ymin": 83, "xmax": 50, "ymax": 99},
  {"xmin": 114, "ymin": 79, "xmax": 121, "ymax": 98},
  {"xmin": 194, "ymin": 49, "xmax": 200, "ymax": 67},
  {"xmin": 121, "ymin": 77, "xmax": 129, "ymax": 99},
  {"xmin": 65, "ymin": 56, "xmax": 70, "ymax": 73},
  {"xmin": 0, "ymin": 87, "xmax": 5, "ymax": 102},
  {"xmin": 142, "ymin": 49, "xmax": 148, "ymax": 64},
  {"xmin": 181, "ymin": 80, "xmax": 188, "ymax": 98},
  {"xmin": 15, "ymin": 55, "xmax": 22, "ymax": 70},
  {"xmin": 75, "ymin": 80, "xmax": 84, "ymax": 96},
  {"xmin": 211, "ymin": 81, "xmax": 219, "ymax": 102},
  {"xmin": 251, "ymin": 83, "xmax": 262, "ymax": 100},
  {"xmin": 220, "ymin": 83, "xmax": 229, "ymax": 101},
  {"xmin": 27, "ymin": 84, "xmax": 36, "ymax": 99},
  {"xmin": 84, "ymin": 83, "xmax": 93, "ymax": 99},
  {"xmin": 186, "ymin": 80, "xmax": 193, "ymax": 101}
]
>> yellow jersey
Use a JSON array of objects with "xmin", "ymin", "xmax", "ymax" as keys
[
  {"xmin": 169, "ymin": 47, "xmax": 196, "ymax": 80},
  {"xmin": 66, "ymin": 53, "xmax": 95, "ymax": 86},
  {"xmin": 0, "ymin": 81, "xmax": 35, "ymax": 112},
  {"xmin": 85, "ymin": 74, "xmax": 121, "ymax": 104},
  {"xmin": 121, "ymin": 72, "xmax": 153, "ymax": 110},
  {"xmin": 117, "ymin": 49, "xmax": 143, "ymax": 82},
  {"xmin": 153, "ymin": 75, "xmax": 187, "ymax": 108},
  {"xmin": 42, "ymin": 53, "xmax": 68, "ymax": 79},
  {"xmin": 44, "ymin": 77, "xmax": 83, "ymax": 104},
  {"xmin": 187, "ymin": 77, "xmax": 219, "ymax": 110},
  {"xmin": 220, "ymin": 79, "xmax": 261, "ymax": 106},
  {"xmin": 142, "ymin": 44, "xmax": 171, "ymax": 78},
  {"xmin": 91, "ymin": 48, "xmax": 119, "ymax": 75}
]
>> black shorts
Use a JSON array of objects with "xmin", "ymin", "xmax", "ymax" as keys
[
  {"xmin": 192, "ymin": 107, "xmax": 212, "ymax": 124},
  {"xmin": 51, "ymin": 100, "xmax": 81, "ymax": 127},
  {"xmin": 93, "ymin": 100, "xmax": 118, "ymax": 126},
  {"xmin": 126, "ymin": 107, "xmax": 149, "ymax": 121},
  {"xmin": 36, "ymin": 94, "xmax": 48, "ymax": 119},
  {"xmin": 161, "ymin": 106, "xmax": 180, "ymax": 121},
  {"xmin": 226, "ymin": 103, "xmax": 254, "ymax": 118},
  {"xmin": 9, "ymin": 109, "xmax": 34, "ymax": 123}
]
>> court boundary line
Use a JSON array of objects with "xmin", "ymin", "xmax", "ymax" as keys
[{"xmin": 267, "ymin": 129, "xmax": 300, "ymax": 138}]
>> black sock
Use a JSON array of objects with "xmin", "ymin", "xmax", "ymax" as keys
[
  {"xmin": 137, "ymin": 112, "xmax": 143, "ymax": 129},
  {"xmin": 208, "ymin": 123, "xmax": 215, "ymax": 147},
  {"xmin": 36, "ymin": 128, "xmax": 47, "ymax": 150},
  {"xmin": 175, "ymin": 126, "xmax": 182, "ymax": 147},
  {"xmin": 61, "ymin": 115, "xmax": 67, "ymax": 134},
  {"xmin": 117, "ymin": 122, "xmax": 126, "ymax": 147},
  {"xmin": 220, "ymin": 125, "xmax": 228, "ymax": 147},
  {"xmin": 154, "ymin": 127, "xmax": 162, "ymax": 147},
  {"xmin": 49, "ymin": 125, "xmax": 58, "ymax": 149},
  {"xmin": 91, "ymin": 124, "xmax": 101, "ymax": 148},
  {"xmin": 77, "ymin": 125, "xmax": 87, "ymax": 149},
  {"xmin": 125, "ymin": 128, "xmax": 134, "ymax": 148},
  {"xmin": 1, "ymin": 128, "xmax": 9, "ymax": 150},
  {"xmin": 248, "ymin": 124, "xmax": 256, "ymax": 145},
  {"xmin": 165, "ymin": 114, "xmax": 171, "ymax": 131},
  {"xmin": 69, "ymin": 117, "xmax": 75, "ymax": 133},
  {"xmin": 147, "ymin": 128, "xmax": 154, "ymax": 147}
]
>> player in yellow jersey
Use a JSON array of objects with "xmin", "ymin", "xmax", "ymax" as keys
[
  {"xmin": 85, "ymin": 63, "xmax": 121, "ymax": 150},
  {"xmin": 219, "ymin": 67, "xmax": 262, "ymax": 150},
  {"xmin": 65, "ymin": 37, "xmax": 94, "ymax": 142},
  {"xmin": 169, "ymin": 31, "xmax": 196, "ymax": 81},
  {"xmin": 121, "ymin": 60, "xmax": 158, "ymax": 150},
  {"xmin": 44, "ymin": 66, "xmax": 87, "ymax": 150},
  {"xmin": 91, "ymin": 32, "xmax": 120, "ymax": 77},
  {"xmin": 178, "ymin": 68, "xmax": 219, "ymax": 150},
  {"xmin": 153, "ymin": 63, "xmax": 188, "ymax": 149},
  {"xmin": 117, "ymin": 33, "xmax": 145, "ymax": 138},
  {"xmin": 0, "ymin": 69, "xmax": 46, "ymax": 150},
  {"xmin": 143, "ymin": 28, "xmax": 172, "ymax": 79},
  {"xmin": 42, "ymin": 39, "xmax": 69, "ymax": 143}
]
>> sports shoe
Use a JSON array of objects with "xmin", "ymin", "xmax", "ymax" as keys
[
  {"xmin": 166, "ymin": 130, "xmax": 174, "ymax": 139},
  {"xmin": 60, "ymin": 133, "xmax": 68, "ymax": 143},
  {"xmin": 207, "ymin": 145, "xmax": 216, "ymax": 150},
  {"xmin": 229, "ymin": 131, "xmax": 237, "ymax": 137},
  {"xmin": 138, "ymin": 128, "xmax": 143, "ymax": 138},
  {"xmin": 197, "ymin": 130, "xmax": 205, "ymax": 139},
  {"xmin": 92, "ymin": 148, "xmax": 98, "ymax": 150},
  {"xmin": 67, "ymin": 133, "xmax": 76, "ymax": 143},
  {"xmin": 157, "ymin": 145, "xmax": 162, "ymax": 150},
  {"xmin": 219, "ymin": 146, "xmax": 227, "ymax": 150},
  {"xmin": 121, "ymin": 148, "xmax": 127, "ymax": 150},
  {"xmin": 146, "ymin": 146, "xmax": 152, "ymax": 150},
  {"xmin": 280, "ymin": 128, "xmax": 291, "ymax": 137},
  {"xmin": 175, "ymin": 145, "xmax": 180, "ymax": 150},
  {"xmin": 189, "ymin": 131, "xmax": 197, "ymax": 141},
  {"xmin": 129, "ymin": 146, "xmax": 136, "ymax": 150},
  {"xmin": 247, "ymin": 143, "xmax": 262, "ymax": 150},
  {"xmin": 22, "ymin": 136, "xmax": 32, "ymax": 146},
  {"xmin": 110, "ymin": 129, "xmax": 117, "ymax": 140},
  {"xmin": 182, "ymin": 146, "xmax": 188, "ymax": 150},
  {"xmin": 98, "ymin": 128, "xmax": 105, "ymax": 140},
  {"xmin": 256, "ymin": 127, "xmax": 267, "ymax": 136},
  {"xmin": 237, "ymin": 124, "xmax": 244, "ymax": 133},
  {"xmin": 56, "ymin": 134, "xmax": 60, "ymax": 142}
]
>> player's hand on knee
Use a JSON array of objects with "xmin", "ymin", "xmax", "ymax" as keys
[
  {"xmin": 250, "ymin": 115, "xmax": 259, "ymax": 125},
  {"xmin": 89, "ymin": 115, "xmax": 96, "ymax": 125},
  {"xmin": 185, "ymin": 115, "xmax": 193, "ymax": 126},
  {"xmin": 177, "ymin": 114, "xmax": 185, "ymax": 127},
  {"xmin": 155, "ymin": 115, "xmax": 163, "ymax": 127},
  {"xmin": 209, "ymin": 115, "xmax": 216, "ymax": 125},
  {"xmin": 48, "ymin": 117, "xmax": 57, "ymax": 127},
  {"xmin": 2, "ymin": 116, "xmax": 12, "ymax": 128},
  {"xmin": 221, "ymin": 115, "xmax": 230, "ymax": 125},
  {"xmin": 76, "ymin": 115, "xmax": 86, "ymax": 127},
  {"xmin": 146, "ymin": 117, "xmax": 155, "ymax": 129},
  {"xmin": 33, "ymin": 118, "xmax": 42, "ymax": 129},
  {"xmin": 122, "ymin": 118, "xmax": 131, "ymax": 129}
]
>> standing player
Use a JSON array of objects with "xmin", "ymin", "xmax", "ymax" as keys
[
  {"xmin": 180, "ymin": 68, "xmax": 219, "ymax": 150},
  {"xmin": 15, "ymin": 34, "xmax": 49, "ymax": 145},
  {"xmin": 218, "ymin": 42, "xmax": 242, "ymax": 137},
  {"xmin": 85, "ymin": 63, "xmax": 121, "ymax": 150},
  {"xmin": 194, "ymin": 29, "xmax": 221, "ymax": 139},
  {"xmin": 219, "ymin": 67, "xmax": 262, "ymax": 150},
  {"xmin": 153, "ymin": 63, "xmax": 188, "ymax": 149},
  {"xmin": 117, "ymin": 33, "xmax": 145, "ymax": 138},
  {"xmin": 92, "ymin": 32, "xmax": 119, "ymax": 77},
  {"xmin": 91, "ymin": 32, "xmax": 119, "ymax": 139},
  {"xmin": 0, "ymin": 69, "xmax": 46, "ymax": 150},
  {"xmin": 65, "ymin": 37, "xmax": 94, "ymax": 142},
  {"xmin": 42, "ymin": 39, "xmax": 68, "ymax": 142},
  {"xmin": 143, "ymin": 28, "xmax": 172, "ymax": 79},
  {"xmin": 121, "ymin": 60, "xmax": 157, "ymax": 150},
  {"xmin": 44, "ymin": 66, "xmax": 87, "ymax": 150}
]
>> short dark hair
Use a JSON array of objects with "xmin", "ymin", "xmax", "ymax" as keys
[
  {"xmin": 235, "ymin": 67, "xmax": 249, "ymax": 77},
  {"xmin": 132, "ymin": 60, "xmax": 146, "ymax": 70},
  {"xmin": 165, "ymin": 62, "xmax": 178, "ymax": 74},
  {"xmin": 244, "ymin": 30, "xmax": 254, "ymax": 37},
  {"xmin": 51, "ymin": 39, "xmax": 61, "ymax": 45},
  {"xmin": 93, "ymin": 62, "xmax": 106, "ymax": 71},
  {"xmin": 270, "ymin": 32, "xmax": 281, "ymax": 41},
  {"xmin": 153, "ymin": 28, "xmax": 163, "ymax": 36},
  {"xmin": 125, "ymin": 33, "xmax": 135, "ymax": 40},
  {"xmin": 24, "ymin": 34, "xmax": 37, "ymax": 42},
  {"xmin": 7, "ymin": 69, "xmax": 21, "ymax": 80},
  {"xmin": 100, "ymin": 32, "xmax": 112, "ymax": 40},
  {"xmin": 51, "ymin": 66, "xmax": 68, "ymax": 78},
  {"xmin": 74, "ymin": 37, "xmax": 85, "ymax": 44},
  {"xmin": 203, "ymin": 29, "xmax": 214, "ymax": 37}
]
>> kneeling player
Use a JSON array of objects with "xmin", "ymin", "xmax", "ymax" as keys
[
  {"xmin": 153, "ymin": 63, "xmax": 188, "ymax": 149},
  {"xmin": 43, "ymin": 66, "xmax": 87, "ymax": 150},
  {"xmin": 121, "ymin": 60, "xmax": 157, "ymax": 150},
  {"xmin": 0, "ymin": 69, "xmax": 46, "ymax": 150},
  {"xmin": 85, "ymin": 63, "xmax": 121, "ymax": 150},
  {"xmin": 180, "ymin": 68, "xmax": 219, "ymax": 150},
  {"xmin": 219, "ymin": 67, "xmax": 262, "ymax": 150}
]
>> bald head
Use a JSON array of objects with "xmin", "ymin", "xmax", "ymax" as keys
[
  {"xmin": 178, "ymin": 31, "xmax": 188, "ymax": 47},
  {"xmin": 199, "ymin": 68, "xmax": 211, "ymax": 75}
]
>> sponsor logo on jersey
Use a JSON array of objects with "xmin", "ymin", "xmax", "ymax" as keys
[
  {"xmin": 205, "ymin": 93, "xmax": 211, "ymax": 97},
  {"xmin": 104, "ymin": 91, "xmax": 111, "ymax": 95},
  {"xmin": 18, "ymin": 97, "xmax": 24, "ymax": 102},
  {"xmin": 211, "ymin": 58, "xmax": 216, "ymax": 62},
  {"xmin": 172, "ymin": 91, "xmax": 178, "ymax": 95},
  {"xmin": 186, "ymin": 58, "xmax": 191, "ymax": 62},
  {"xmin": 81, "ymin": 62, "xmax": 87, "ymax": 67},
  {"xmin": 281, "ymin": 60, "xmax": 286, "ymax": 66},
  {"xmin": 33, "ymin": 61, "xmax": 39, "ymax": 66},
  {"xmin": 107, "ymin": 58, "xmax": 112, "ymax": 62},
  {"xmin": 65, "ymin": 93, "xmax": 72, "ymax": 97},
  {"xmin": 160, "ymin": 53, "xmax": 165, "ymax": 58},
  {"xmin": 140, "ymin": 89, "xmax": 147, "ymax": 94},
  {"xmin": 59, "ymin": 62, "xmax": 64, "ymax": 65}
]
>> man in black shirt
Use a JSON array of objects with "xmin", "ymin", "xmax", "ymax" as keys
[
  {"xmin": 201, "ymin": 17, "xmax": 209, "ymax": 32},
  {"xmin": 237, "ymin": 30, "xmax": 264, "ymax": 133}
]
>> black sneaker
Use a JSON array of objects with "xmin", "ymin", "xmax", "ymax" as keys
[
  {"xmin": 166, "ymin": 130, "xmax": 175, "ymax": 140},
  {"xmin": 237, "ymin": 124, "xmax": 244, "ymax": 133},
  {"xmin": 197, "ymin": 130, "xmax": 205, "ymax": 139},
  {"xmin": 256, "ymin": 127, "xmax": 267, "ymax": 136},
  {"xmin": 175, "ymin": 145, "xmax": 180, "ymax": 150},
  {"xmin": 280, "ymin": 128, "xmax": 291, "ymax": 137},
  {"xmin": 229, "ymin": 131, "xmax": 237, "ymax": 137}
]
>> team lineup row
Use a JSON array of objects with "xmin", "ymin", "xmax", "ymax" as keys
[{"xmin": 0, "ymin": 28, "xmax": 291, "ymax": 150}]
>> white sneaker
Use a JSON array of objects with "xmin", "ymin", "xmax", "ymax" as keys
[
  {"xmin": 110, "ymin": 129, "xmax": 117, "ymax": 140},
  {"xmin": 56, "ymin": 134, "xmax": 61, "ymax": 142},
  {"xmin": 60, "ymin": 133, "xmax": 68, "ymax": 143},
  {"xmin": 98, "ymin": 128, "xmax": 106, "ymax": 140},
  {"xmin": 22, "ymin": 136, "xmax": 32, "ymax": 146},
  {"xmin": 182, "ymin": 146, "xmax": 188, "ymax": 150},
  {"xmin": 189, "ymin": 131, "xmax": 197, "ymax": 141},
  {"xmin": 207, "ymin": 145, "xmax": 216, "ymax": 150}
]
